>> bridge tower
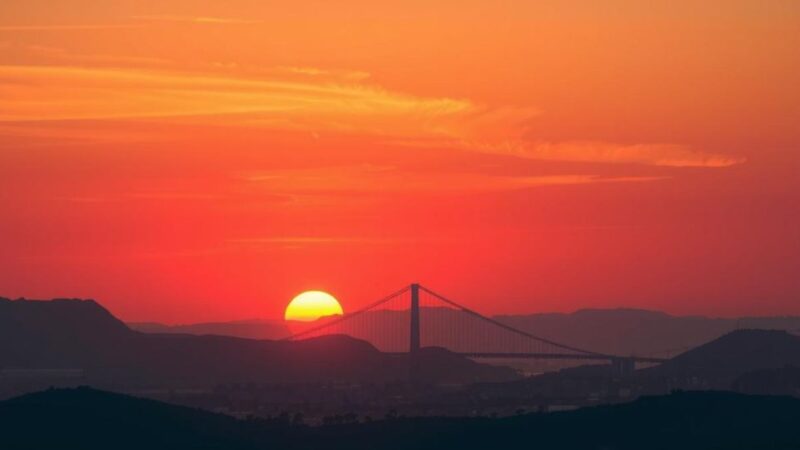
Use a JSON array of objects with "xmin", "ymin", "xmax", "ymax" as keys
[{"xmin": 409, "ymin": 283, "xmax": 421, "ymax": 354}]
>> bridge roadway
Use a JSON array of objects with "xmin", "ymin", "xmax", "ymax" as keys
[
  {"xmin": 456, "ymin": 352, "xmax": 667, "ymax": 364},
  {"xmin": 389, "ymin": 351, "xmax": 666, "ymax": 364}
]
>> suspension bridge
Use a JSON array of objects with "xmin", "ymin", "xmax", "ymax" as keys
[{"xmin": 285, "ymin": 284, "xmax": 667, "ymax": 374}]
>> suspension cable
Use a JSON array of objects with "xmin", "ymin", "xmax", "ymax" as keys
[{"xmin": 419, "ymin": 285, "xmax": 606, "ymax": 357}]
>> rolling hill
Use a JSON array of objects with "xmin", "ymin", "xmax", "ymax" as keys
[
  {"xmin": 2, "ymin": 387, "xmax": 800, "ymax": 450},
  {"xmin": 641, "ymin": 329, "xmax": 800, "ymax": 388}
]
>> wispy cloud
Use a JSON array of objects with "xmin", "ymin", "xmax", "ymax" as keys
[
  {"xmin": 525, "ymin": 141, "xmax": 745, "ymax": 168},
  {"xmin": 0, "ymin": 122, "xmax": 158, "ymax": 147},
  {"xmin": 242, "ymin": 165, "xmax": 666, "ymax": 193},
  {"xmin": 133, "ymin": 15, "xmax": 262, "ymax": 25},
  {"xmin": 229, "ymin": 236, "xmax": 392, "ymax": 245},
  {"xmin": 0, "ymin": 14, "xmax": 257, "ymax": 33},
  {"xmin": 225, "ymin": 236, "xmax": 408, "ymax": 252},
  {"xmin": 0, "ymin": 24, "xmax": 142, "ymax": 32},
  {"xmin": 62, "ymin": 192, "xmax": 225, "ymax": 203},
  {"xmin": 0, "ymin": 64, "xmax": 744, "ymax": 168},
  {"xmin": 9, "ymin": 44, "xmax": 170, "ymax": 67},
  {"xmin": 271, "ymin": 66, "xmax": 371, "ymax": 81},
  {"xmin": 452, "ymin": 139, "xmax": 746, "ymax": 168},
  {"xmin": 0, "ymin": 65, "xmax": 474, "ymax": 138}
]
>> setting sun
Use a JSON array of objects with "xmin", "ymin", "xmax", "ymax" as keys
[{"xmin": 284, "ymin": 291, "xmax": 344, "ymax": 322}]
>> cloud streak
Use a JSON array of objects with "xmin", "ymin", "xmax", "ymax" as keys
[
  {"xmin": 455, "ymin": 139, "xmax": 746, "ymax": 168},
  {"xmin": 0, "ymin": 24, "xmax": 142, "ymax": 32},
  {"xmin": 242, "ymin": 165, "xmax": 667, "ymax": 193},
  {"xmin": 0, "ymin": 14, "xmax": 257, "ymax": 33},
  {"xmin": 533, "ymin": 141, "xmax": 745, "ymax": 168},
  {"xmin": 0, "ymin": 65, "xmax": 473, "ymax": 138},
  {"xmin": 133, "ymin": 15, "xmax": 263, "ymax": 25},
  {"xmin": 0, "ymin": 64, "xmax": 744, "ymax": 168}
]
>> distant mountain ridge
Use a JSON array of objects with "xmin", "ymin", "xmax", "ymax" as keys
[
  {"xmin": 128, "ymin": 305, "xmax": 800, "ymax": 358},
  {"xmin": 0, "ymin": 297, "xmax": 518, "ymax": 396},
  {"xmin": 496, "ymin": 308, "xmax": 800, "ymax": 357},
  {"xmin": 129, "ymin": 319, "xmax": 290, "ymax": 340}
]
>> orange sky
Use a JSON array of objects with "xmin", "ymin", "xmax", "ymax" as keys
[{"xmin": 1, "ymin": 1, "xmax": 799, "ymax": 322}]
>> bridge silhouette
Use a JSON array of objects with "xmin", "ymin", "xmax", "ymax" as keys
[{"xmin": 286, "ymin": 284, "xmax": 666, "ymax": 373}]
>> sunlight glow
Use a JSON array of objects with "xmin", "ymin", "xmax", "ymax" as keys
[{"xmin": 284, "ymin": 291, "xmax": 344, "ymax": 322}]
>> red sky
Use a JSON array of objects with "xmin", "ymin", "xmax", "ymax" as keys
[{"xmin": 1, "ymin": 1, "xmax": 799, "ymax": 322}]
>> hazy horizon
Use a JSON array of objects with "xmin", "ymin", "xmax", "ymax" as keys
[{"xmin": 8, "ymin": 293, "xmax": 800, "ymax": 325}]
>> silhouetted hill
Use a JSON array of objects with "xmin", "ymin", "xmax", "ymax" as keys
[
  {"xmin": 0, "ymin": 298, "xmax": 517, "ymax": 393},
  {"xmin": 0, "ymin": 297, "xmax": 137, "ymax": 368},
  {"xmin": 0, "ymin": 387, "xmax": 252, "ymax": 450},
  {"xmin": 129, "ymin": 319, "xmax": 291, "ymax": 340},
  {"xmin": 3, "ymin": 387, "xmax": 800, "ymax": 449},
  {"xmin": 643, "ymin": 329, "xmax": 800, "ymax": 388},
  {"xmin": 497, "ymin": 308, "xmax": 703, "ymax": 355}
]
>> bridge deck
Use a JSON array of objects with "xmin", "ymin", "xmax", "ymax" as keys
[
  {"xmin": 457, "ymin": 352, "xmax": 666, "ymax": 363},
  {"xmin": 390, "ymin": 351, "xmax": 666, "ymax": 364}
]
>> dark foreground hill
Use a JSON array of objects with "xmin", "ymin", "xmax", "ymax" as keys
[
  {"xmin": 0, "ymin": 298, "xmax": 517, "ymax": 391},
  {"xmin": 641, "ymin": 329, "xmax": 800, "ymax": 389},
  {"xmin": 733, "ymin": 365, "xmax": 800, "ymax": 397},
  {"xmin": 2, "ymin": 387, "xmax": 800, "ymax": 450}
]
